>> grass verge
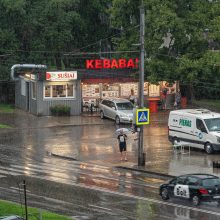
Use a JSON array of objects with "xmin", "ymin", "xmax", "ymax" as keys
[
  {"xmin": 0, "ymin": 124, "xmax": 11, "ymax": 128},
  {"xmin": 0, "ymin": 200, "xmax": 73, "ymax": 220},
  {"xmin": 0, "ymin": 104, "xmax": 14, "ymax": 113},
  {"xmin": 192, "ymin": 99, "xmax": 220, "ymax": 112}
]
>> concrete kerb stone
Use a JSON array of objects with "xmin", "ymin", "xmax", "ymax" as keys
[
  {"xmin": 115, "ymin": 165, "xmax": 175, "ymax": 179},
  {"xmin": 50, "ymin": 152, "xmax": 78, "ymax": 161},
  {"xmin": 1, "ymin": 123, "xmax": 105, "ymax": 130},
  {"xmin": 49, "ymin": 151, "xmax": 175, "ymax": 180}
]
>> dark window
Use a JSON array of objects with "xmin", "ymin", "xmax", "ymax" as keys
[
  {"xmin": 116, "ymin": 102, "xmax": 133, "ymax": 110},
  {"xmin": 202, "ymin": 178, "xmax": 220, "ymax": 187},
  {"xmin": 176, "ymin": 176, "xmax": 187, "ymax": 185},
  {"xmin": 101, "ymin": 100, "xmax": 108, "ymax": 106},
  {"xmin": 186, "ymin": 177, "xmax": 200, "ymax": 186},
  {"xmin": 196, "ymin": 119, "xmax": 207, "ymax": 133},
  {"xmin": 105, "ymin": 100, "xmax": 111, "ymax": 107},
  {"xmin": 204, "ymin": 118, "xmax": 220, "ymax": 132},
  {"xmin": 109, "ymin": 101, "xmax": 116, "ymax": 108},
  {"xmin": 170, "ymin": 178, "xmax": 177, "ymax": 184}
]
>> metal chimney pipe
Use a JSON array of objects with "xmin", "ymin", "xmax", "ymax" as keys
[{"xmin": 11, "ymin": 64, "xmax": 47, "ymax": 80}]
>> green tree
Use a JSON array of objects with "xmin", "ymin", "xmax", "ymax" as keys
[
  {"xmin": 110, "ymin": 0, "xmax": 220, "ymax": 99},
  {"xmin": 0, "ymin": 0, "xmax": 112, "ymax": 78}
]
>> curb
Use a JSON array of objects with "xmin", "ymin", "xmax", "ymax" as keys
[
  {"xmin": 49, "ymin": 152, "xmax": 175, "ymax": 179},
  {"xmin": 115, "ymin": 166, "xmax": 175, "ymax": 179},
  {"xmin": 50, "ymin": 153, "xmax": 78, "ymax": 161},
  {"xmin": 1, "ymin": 123, "xmax": 105, "ymax": 130}
]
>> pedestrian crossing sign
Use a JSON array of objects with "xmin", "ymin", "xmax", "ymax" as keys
[{"xmin": 136, "ymin": 108, "xmax": 150, "ymax": 125}]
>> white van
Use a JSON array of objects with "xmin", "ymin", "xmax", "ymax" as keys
[{"xmin": 168, "ymin": 109, "xmax": 220, "ymax": 154}]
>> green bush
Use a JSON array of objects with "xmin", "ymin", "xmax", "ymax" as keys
[{"xmin": 50, "ymin": 105, "xmax": 70, "ymax": 116}]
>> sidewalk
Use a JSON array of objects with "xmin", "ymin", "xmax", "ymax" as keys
[{"xmin": 1, "ymin": 108, "xmax": 220, "ymax": 179}]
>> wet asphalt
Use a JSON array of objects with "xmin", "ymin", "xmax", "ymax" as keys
[{"xmin": 1, "ymin": 108, "xmax": 220, "ymax": 178}]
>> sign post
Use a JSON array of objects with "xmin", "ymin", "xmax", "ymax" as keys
[{"xmin": 137, "ymin": 5, "xmax": 145, "ymax": 166}]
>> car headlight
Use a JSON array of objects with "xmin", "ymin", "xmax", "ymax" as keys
[{"xmin": 216, "ymin": 136, "xmax": 220, "ymax": 143}]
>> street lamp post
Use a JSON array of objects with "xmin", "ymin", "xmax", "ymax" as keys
[{"xmin": 138, "ymin": 6, "xmax": 145, "ymax": 166}]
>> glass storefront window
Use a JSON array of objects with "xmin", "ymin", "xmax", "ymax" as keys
[
  {"xmin": 53, "ymin": 85, "xmax": 66, "ymax": 97},
  {"xmin": 44, "ymin": 83, "xmax": 76, "ymax": 99},
  {"xmin": 45, "ymin": 85, "xmax": 51, "ymax": 97}
]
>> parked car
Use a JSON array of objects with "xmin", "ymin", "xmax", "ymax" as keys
[
  {"xmin": 168, "ymin": 109, "xmax": 220, "ymax": 154},
  {"xmin": 159, "ymin": 174, "xmax": 220, "ymax": 206},
  {"xmin": 99, "ymin": 98, "xmax": 134, "ymax": 124}
]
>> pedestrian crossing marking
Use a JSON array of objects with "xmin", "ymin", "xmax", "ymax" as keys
[{"xmin": 136, "ymin": 108, "xmax": 150, "ymax": 125}]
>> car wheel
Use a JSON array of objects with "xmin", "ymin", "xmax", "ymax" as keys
[
  {"xmin": 161, "ymin": 188, "xmax": 169, "ymax": 200},
  {"xmin": 115, "ymin": 116, "xmax": 120, "ymax": 125},
  {"xmin": 100, "ymin": 111, "xmax": 105, "ymax": 119},
  {"xmin": 205, "ymin": 143, "xmax": 214, "ymax": 154},
  {"xmin": 191, "ymin": 195, "xmax": 200, "ymax": 206}
]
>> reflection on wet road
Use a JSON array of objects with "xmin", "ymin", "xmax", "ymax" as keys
[
  {"xmin": 0, "ymin": 156, "xmax": 220, "ymax": 219},
  {"xmin": 1, "ymin": 115, "xmax": 220, "ymax": 219}
]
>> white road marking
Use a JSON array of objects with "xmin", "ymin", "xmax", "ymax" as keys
[
  {"xmin": 10, "ymin": 163, "xmax": 159, "ymax": 190},
  {"xmin": 88, "ymin": 204, "xmax": 112, "ymax": 211},
  {"xmin": 25, "ymin": 174, "xmax": 220, "ymax": 217},
  {"xmin": 1, "ymin": 162, "xmax": 220, "ymax": 216}
]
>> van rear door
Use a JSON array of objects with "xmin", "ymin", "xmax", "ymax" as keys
[{"xmin": 168, "ymin": 113, "xmax": 181, "ymax": 141}]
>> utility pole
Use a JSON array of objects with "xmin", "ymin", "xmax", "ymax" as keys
[{"xmin": 138, "ymin": 5, "xmax": 145, "ymax": 166}]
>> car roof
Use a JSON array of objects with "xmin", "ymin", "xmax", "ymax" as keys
[
  {"xmin": 170, "ymin": 109, "xmax": 220, "ymax": 119},
  {"xmin": 102, "ymin": 98, "xmax": 130, "ymax": 103},
  {"xmin": 179, "ymin": 174, "xmax": 219, "ymax": 179}
]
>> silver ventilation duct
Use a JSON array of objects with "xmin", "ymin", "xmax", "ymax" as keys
[{"xmin": 11, "ymin": 64, "xmax": 47, "ymax": 80}]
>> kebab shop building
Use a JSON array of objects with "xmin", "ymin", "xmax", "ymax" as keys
[
  {"xmin": 15, "ymin": 70, "xmax": 81, "ymax": 116},
  {"xmin": 81, "ymin": 57, "xmax": 177, "ymax": 112}
]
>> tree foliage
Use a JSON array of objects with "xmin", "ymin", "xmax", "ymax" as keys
[
  {"xmin": 0, "ymin": 0, "xmax": 111, "ymax": 79},
  {"xmin": 110, "ymin": 0, "xmax": 220, "ymax": 99},
  {"xmin": 1, "ymin": 0, "xmax": 220, "ymax": 99}
]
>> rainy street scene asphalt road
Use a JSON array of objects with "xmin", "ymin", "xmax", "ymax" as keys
[{"xmin": 1, "ymin": 109, "xmax": 220, "ymax": 219}]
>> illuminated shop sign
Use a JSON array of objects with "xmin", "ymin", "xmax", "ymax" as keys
[
  {"xmin": 86, "ymin": 58, "xmax": 139, "ymax": 69},
  {"xmin": 46, "ymin": 71, "xmax": 77, "ymax": 81}
]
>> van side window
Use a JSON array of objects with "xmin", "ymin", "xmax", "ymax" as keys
[{"xmin": 196, "ymin": 119, "xmax": 207, "ymax": 133}]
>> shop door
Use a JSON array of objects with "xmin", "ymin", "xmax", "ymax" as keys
[{"xmin": 26, "ymin": 82, "xmax": 30, "ymax": 112}]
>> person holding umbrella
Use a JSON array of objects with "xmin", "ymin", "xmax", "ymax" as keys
[{"xmin": 117, "ymin": 129, "xmax": 128, "ymax": 161}]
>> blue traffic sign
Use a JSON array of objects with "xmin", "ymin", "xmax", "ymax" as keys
[{"xmin": 136, "ymin": 108, "xmax": 150, "ymax": 125}]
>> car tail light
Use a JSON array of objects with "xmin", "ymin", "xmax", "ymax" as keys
[{"xmin": 199, "ymin": 188, "xmax": 209, "ymax": 195}]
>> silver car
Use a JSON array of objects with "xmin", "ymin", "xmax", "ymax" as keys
[{"xmin": 99, "ymin": 98, "xmax": 134, "ymax": 124}]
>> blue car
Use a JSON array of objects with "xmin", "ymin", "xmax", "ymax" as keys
[{"xmin": 159, "ymin": 174, "xmax": 220, "ymax": 206}]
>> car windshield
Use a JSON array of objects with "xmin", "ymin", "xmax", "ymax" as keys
[
  {"xmin": 202, "ymin": 178, "xmax": 220, "ymax": 187},
  {"xmin": 116, "ymin": 102, "xmax": 133, "ymax": 110},
  {"xmin": 204, "ymin": 118, "xmax": 220, "ymax": 132}
]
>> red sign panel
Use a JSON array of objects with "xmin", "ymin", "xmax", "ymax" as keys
[{"xmin": 86, "ymin": 58, "xmax": 138, "ymax": 69}]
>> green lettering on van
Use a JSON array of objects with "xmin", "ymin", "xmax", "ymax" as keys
[{"xmin": 179, "ymin": 119, "xmax": 191, "ymax": 127}]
